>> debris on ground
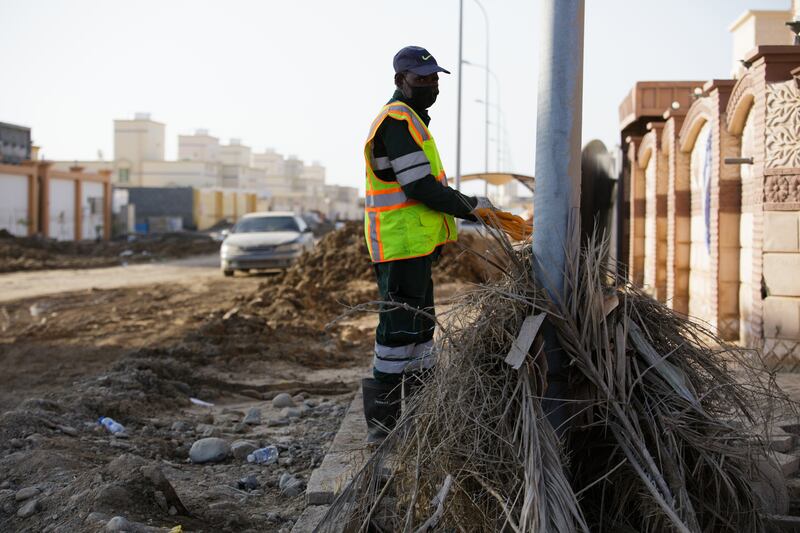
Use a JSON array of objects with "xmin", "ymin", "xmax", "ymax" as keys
[
  {"xmin": 318, "ymin": 231, "xmax": 798, "ymax": 532},
  {"xmin": 247, "ymin": 221, "xmax": 498, "ymax": 326},
  {"xmin": 0, "ymin": 229, "xmax": 220, "ymax": 273}
]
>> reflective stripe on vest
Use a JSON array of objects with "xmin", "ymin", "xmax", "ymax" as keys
[{"xmin": 363, "ymin": 101, "xmax": 457, "ymax": 263}]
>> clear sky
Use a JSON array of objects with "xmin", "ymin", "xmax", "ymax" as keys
[{"xmin": 0, "ymin": 0, "xmax": 792, "ymax": 193}]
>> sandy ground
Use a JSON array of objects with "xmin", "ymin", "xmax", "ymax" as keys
[
  {"xmin": 0, "ymin": 259, "xmax": 374, "ymax": 532},
  {"xmin": 0, "ymin": 255, "xmax": 222, "ymax": 303}
]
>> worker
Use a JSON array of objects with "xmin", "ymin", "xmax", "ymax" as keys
[{"xmin": 361, "ymin": 46, "xmax": 494, "ymax": 443}]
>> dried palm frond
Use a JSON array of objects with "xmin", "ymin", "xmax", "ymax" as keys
[{"xmin": 315, "ymin": 225, "xmax": 794, "ymax": 533}]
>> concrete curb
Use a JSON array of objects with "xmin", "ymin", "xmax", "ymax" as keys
[{"xmin": 293, "ymin": 389, "xmax": 369, "ymax": 532}]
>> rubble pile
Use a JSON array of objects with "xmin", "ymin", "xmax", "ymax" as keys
[
  {"xmin": 249, "ymin": 222, "xmax": 495, "ymax": 324},
  {"xmin": 0, "ymin": 229, "xmax": 220, "ymax": 273}
]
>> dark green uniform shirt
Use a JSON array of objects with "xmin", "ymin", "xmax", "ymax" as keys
[{"xmin": 371, "ymin": 90, "xmax": 477, "ymax": 220}]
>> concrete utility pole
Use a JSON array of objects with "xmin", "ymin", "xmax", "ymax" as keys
[
  {"xmin": 533, "ymin": 0, "xmax": 585, "ymax": 434},
  {"xmin": 455, "ymin": 0, "xmax": 464, "ymax": 191}
]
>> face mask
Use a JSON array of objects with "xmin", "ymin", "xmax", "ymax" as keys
[{"xmin": 406, "ymin": 85, "xmax": 438, "ymax": 110}]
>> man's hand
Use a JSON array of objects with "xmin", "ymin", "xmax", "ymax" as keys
[{"xmin": 471, "ymin": 196, "xmax": 495, "ymax": 213}]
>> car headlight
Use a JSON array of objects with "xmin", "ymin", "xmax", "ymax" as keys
[
  {"xmin": 274, "ymin": 242, "xmax": 303, "ymax": 253},
  {"xmin": 221, "ymin": 243, "xmax": 241, "ymax": 255}
]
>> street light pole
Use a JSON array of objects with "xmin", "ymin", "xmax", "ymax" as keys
[
  {"xmin": 473, "ymin": 0, "xmax": 489, "ymax": 179},
  {"xmin": 534, "ymin": 0, "xmax": 585, "ymax": 435},
  {"xmin": 455, "ymin": 0, "xmax": 464, "ymax": 191}
]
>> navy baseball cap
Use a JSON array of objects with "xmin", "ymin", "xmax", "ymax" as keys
[{"xmin": 393, "ymin": 46, "xmax": 451, "ymax": 76}]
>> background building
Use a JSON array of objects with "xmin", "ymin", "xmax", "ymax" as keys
[{"xmin": 617, "ymin": 5, "xmax": 800, "ymax": 368}]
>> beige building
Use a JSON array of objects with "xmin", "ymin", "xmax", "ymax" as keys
[
  {"xmin": 618, "ymin": 6, "xmax": 800, "ymax": 368},
  {"xmin": 178, "ymin": 129, "xmax": 219, "ymax": 162},
  {"xmin": 54, "ymin": 114, "xmax": 362, "ymax": 222},
  {"xmin": 114, "ymin": 113, "xmax": 165, "ymax": 186}
]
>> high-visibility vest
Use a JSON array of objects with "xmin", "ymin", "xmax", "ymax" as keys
[{"xmin": 363, "ymin": 101, "xmax": 457, "ymax": 262}]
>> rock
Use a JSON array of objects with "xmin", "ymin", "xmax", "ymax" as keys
[
  {"xmin": 292, "ymin": 393, "xmax": 305, "ymax": 402},
  {"xmin": 237, "ymin": 474, "xmax": 260, "ymax": 491},
  {"xmin": 189, "ymin": 437, "xmax": 230, "ymax": 463},
  {"xmin": 279, "ymin": 473, "xmax": 305, "ymax": 498},
  {"xmin": 105, "ymin": 516, "xmax": 132, "ymax": 532},
  {"xmin": 85, "ymin": 511, "xmax": 109, "ymax": 524},
  {"xmin": 231, "ymin": 440, "xmax": 258, "ymax": 461},
  {"xmin": 57, "ymin": 425, "xmax": 78, "ymax": 437},
  {"xmin": 107, "ymin": 454, "xmax": 146, "ymax": 477},
  {"xmin": 272, "ymin": 393, "xmax": 295, "ymax": 408},
  {"xmin": 281, "ymin": 407, "xmax": 302, "ymax": 419},
  {"xmin": 769, "ymin": 427, "xmax": 795, "ymax": 453},
  {"xmin": 15, "ymin": 487, "xmax": 39, "ymax": 501},
  {"xmin": 243, "ymin": 407, "xmax": 262, "ymax": 425},
  {"xmin": 17, "ymin": 498, "xmax": 40, "ymax": 518},
  {"xmin": 267, "ymin": 417, "xmax": 289, "ymax": 427},
  {"xmin": 154, "ymin": 490, "xmax": 168, "ymax": 511},
  {"xmin": 10, "ymin": 438, "xmax": 24, "ymax": 449},
  {"xmin": 304, "ymin": 399, "xmax": 319, "ymax": 408},
  {"xmin": 94, "ymin": 484, "xmax": 131, "ymax": 508},
  {"xmin": 171, "ymin": 421, "xmax": 190, "ymax": 432},
  {"xmin": 0, "ymin": 481, "xmax": 9, "ymax": 489}
]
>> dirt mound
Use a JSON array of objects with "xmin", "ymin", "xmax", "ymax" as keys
[
  {"xmin": 248, "ymin": 222, "xmax": 495, "ymax": 324},
  {"xmin": 0, "ymin": 232, "xmax": 220, "ymax": 273}
]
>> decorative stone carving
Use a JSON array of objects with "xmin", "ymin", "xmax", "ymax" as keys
[
  {"xmin": 766, "ymin": 80, "xmax": 800, "ymax": 168},
  {"xmin": 764, "ymin": 173, "xmax": 800, "ymax": 204}
]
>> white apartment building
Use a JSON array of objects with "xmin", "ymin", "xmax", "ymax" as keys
[{"xmin": 54, "ymin": 114, "xmax": 361, "ymax": 221}]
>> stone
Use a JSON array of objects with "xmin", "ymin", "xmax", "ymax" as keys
[
  {"xmin": 764, "ymin": 253, "xmax": 800, "ymax": 297},
  {"xmin": 769, "ymin": 427, "xmax": 795, "ymax": 453},
  {"xmin": 0, "ymin": 481, "xmax": 9, "ymax": 489},
  {"xmin": 57, "ymin": 425, "xmax": 78, "ymax": 437},
  {"xmin": 94, "ymin": 484, "xmax": 130, "ymax": 508},
  {"xmin": 774, "ymin": 452, "xmax": 800, "ymax": 477},
  {"xmin": 304, "ymin": 399, "xmax": 319, "ymax": 408},
  {"xmin": 281, "ymin": 407, "xmax": 302, "ymax": 419},
  {"xmin": 764, "ymin": 297, "xmax": 800, "ymax": 340},
  {"xmin": 105, "ymin": 516, "xmax": 132, "ymax": 532},
  {"xmin": 272, "ymin": 393, "xmax": 295, "ymax": 409},
  {"xmin": 231, "ymin": 440, "xmax": 258, "ymax": 461},
  {"xmin": 237, "ymin": 474, "xmax": 260, "ymax": 491},
  {"xmin": 243, "ymin": 407, "xmax": 262, "ymax": 425},
  {"xmin": 85, "ymin": 512, "xmax": 109, "ymax": 524},
  {"xmin": 10, "ymin": 439, "xmax": 24, "ymax": 449},
  {"xmin": 764, "ymin": 212, "xmax": 800, "ymax": 252},
  {"xmin": 189, "ymin": 438, "xmax": 230, "ymax": 464},
  {"xmin": 17, "ymin": 498, "xmax": 40, "ymax": 518},
  {"xmin": 292, "ymin": 393, "xmax": 305, "ymax": 402},
  {"xmin": 153, "ymin": 490, "xmax": 168, "ymax": 511},
  {"xmin": 15, "ymin": 487, "xmax": 40, "ymax": 501},
  {"xmin": 267, "ymin": 418, "xmax": 290, "ymax": 427},
  {"xmin": 279, "ymin": 473, "xmax": 305, "ymax": 498},
  {"xmin": 171, "ymin": 420, "xmax": 190, "ymax": 432}
]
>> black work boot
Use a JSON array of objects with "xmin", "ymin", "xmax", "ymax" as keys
[
  {"xmin": 402, "ymin": 369, "xmax": 432, "ymax": 401},
  {"xmin": 361, "ymin": 378, "xmax": 401, "ymax": 444}
]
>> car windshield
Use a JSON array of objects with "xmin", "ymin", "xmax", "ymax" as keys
[{"xmin": 233, "ymin": 216, "xmax": 299, "ymax": 233}]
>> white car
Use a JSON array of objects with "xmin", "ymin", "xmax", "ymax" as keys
[{"xmin": 220, "ymin": 212, "xmax": 314, "ymax": 276}]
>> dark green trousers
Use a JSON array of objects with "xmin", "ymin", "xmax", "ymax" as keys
[{"xmin": 373, "ymin": 250, "xmax": 438, "ymax": 383}]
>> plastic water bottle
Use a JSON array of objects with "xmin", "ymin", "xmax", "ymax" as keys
[
  {"xmin": 98, "ymin": 417, "xmax": 126, "ymax": 435},
  {"xmin": 247, "ymin": 446, "xmax": 278, "ymax": 465}
]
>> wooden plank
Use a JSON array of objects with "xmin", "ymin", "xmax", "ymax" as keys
[{"xmin": 504, "ymin": 314, "xmax": 545, "ymax": 369}]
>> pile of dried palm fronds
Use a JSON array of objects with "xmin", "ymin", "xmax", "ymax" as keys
[{"xmin": 316, "ymin": 228, "xmax": 794, "ymax": 533}]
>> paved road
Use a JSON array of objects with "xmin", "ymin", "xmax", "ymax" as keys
[{"xmin": 0, "ymin": 254, "xmax": 222, "ymax": 302}]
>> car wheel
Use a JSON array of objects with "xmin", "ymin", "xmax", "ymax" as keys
[{"xmin": 223, "ymin": 270, "xmax": 234, "ymax": 277}]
